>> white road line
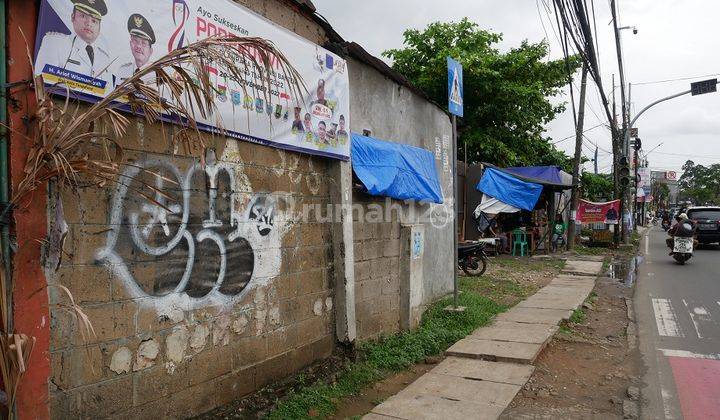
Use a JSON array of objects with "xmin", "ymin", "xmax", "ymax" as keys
[
  {"xmin": 682, "ymin": 299, "xmax": 710, "ymax": 339},
  {"xmin": 661, "ymin": 388, "xmax": 676, "ymax": 420},
  {"xmin": 652, "ymin": 298, "xmax": 685, "ymax": 337},
  {"xmin": 659, "ymin": 348, "xmax": 720, "ymax": 360},
  {"xmin": 645, "ymin": 234, "xmax": 649, "ymax": 255}
]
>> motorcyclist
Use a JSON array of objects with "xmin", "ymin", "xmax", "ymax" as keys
[
  {"xmin": 661, "ymin": 210, "xmax": 671, "ymax": 230},
  {"xmin": 666, "ymin": 213, "xmax": 696, "ymax": 255}
]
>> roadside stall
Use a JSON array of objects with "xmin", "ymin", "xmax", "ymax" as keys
[{"xmin": 473, "ymin": 164, "xmax": 574, "ymax": 255}]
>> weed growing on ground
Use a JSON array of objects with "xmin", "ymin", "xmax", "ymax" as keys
[
  {"xmin": 268, "ymin": 292, "xmax": 503, "ymax": 419},
  {"xmin": 569, "ymin": 308, "xmax": 586, "ymax": 324}
]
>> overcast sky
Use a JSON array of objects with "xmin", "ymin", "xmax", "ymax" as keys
[{"xmin": 313, "ymin": 0, "xmax": 720, "ymax": 176}]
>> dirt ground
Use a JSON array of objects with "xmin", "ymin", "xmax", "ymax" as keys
[{"xmin": 500, "ymin": 274, "xmax": 643, "ymax": 419}]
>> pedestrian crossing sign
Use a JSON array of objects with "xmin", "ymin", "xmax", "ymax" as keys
[{"xmin": 447, "ymin": 57, "xmax": 463, "ymax": 117}]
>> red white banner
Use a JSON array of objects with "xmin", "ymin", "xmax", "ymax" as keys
[{"xmin": 577, "ymin": 199, "xmax": 621, "ymax": 224}]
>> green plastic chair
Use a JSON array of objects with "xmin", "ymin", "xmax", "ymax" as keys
[{"xmin": 512, "ymin": 229, "xmax": 528, "ymax": 256}]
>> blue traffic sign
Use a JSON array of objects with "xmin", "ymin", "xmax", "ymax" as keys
[{"xmin": 447, "ymin": 57, "xmax": 463, "ymax": 117}]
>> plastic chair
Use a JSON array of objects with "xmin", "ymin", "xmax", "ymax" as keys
[{"xmin": 512, "ymin": 229, "xmax": 528, "ymax": 256}]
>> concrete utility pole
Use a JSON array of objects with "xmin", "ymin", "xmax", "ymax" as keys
[
  {"xmin": 568, "ymin": 64, "xmax": 589, "ymax": 251},
  {"xmin": 611, "ymin": 0, "xmax": 631, "ymax": 245}
]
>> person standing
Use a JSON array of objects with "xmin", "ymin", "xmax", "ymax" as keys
[
  {"xmin": 114, "ymin": 13, "xmax": 156, "ymax": 86},
  {"xmin": 551, "ymin": 214, "xmax": 566, "ymax": 252},
  {"xmin": 35, "ymin": 0, "xmax": 112, "ymax": 86}
]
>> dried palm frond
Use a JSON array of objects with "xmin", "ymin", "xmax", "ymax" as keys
[{"xmin": 13, "ymin": 34, "xmax": 306, "ymax": 206}]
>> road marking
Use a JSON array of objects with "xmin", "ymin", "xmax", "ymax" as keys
[
  {"xmin": 652, "ymin": 298, "xmax": 685, "ymax": 337},
  {"xmin": 682, "ymin": 299, "xmax": 710, "ymax": 339},
  {"xmin": 645, "ymin": 234, "xmax": 649, "ymax": 254},
  {"xmin": 661, "ymin": 388, "xmax": 677, "ymax": 420},
  {"xmin": 660, "ymin": 349, "xmax": 720, "ymax": 360}
]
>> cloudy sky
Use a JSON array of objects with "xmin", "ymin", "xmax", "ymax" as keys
[{"xmin": 312, "ymin": 0, "xmax": 720, "ymax": 176}]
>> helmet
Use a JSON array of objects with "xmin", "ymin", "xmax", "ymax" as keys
[{"xmin": 678, "ymin": 213, "xmax": 689, "ymax": 220}]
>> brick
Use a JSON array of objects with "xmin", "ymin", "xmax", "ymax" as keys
[
  {"xmin": 353, "ymin": 222, "xmax": 364, "ymax": 241},
  {"xmin": 212, "ymin": 369, "xmax": 257, "ymax": 408},
  {"xmin": 382, "ymin": 239, "xmax": 401, "ymax": 257},
  {"xmin": 59, "ymin": 375, "xmax": 133, "ymax": 418},
  {"xmin": 364, "ymin": 241, "xmax": 382, "ymax": 260},
  {"xmin": 185, "ymin": 346, "xmax": 234, "ymax": 386},
  {"xmin": 254, "ymin": 351, "xmax": 293, "ymax": 389},
  {"xmin": 355, "ymin": 260, "xmax": 371, "ymax": 281},
  {"xmin": 296, "ymin": 315, "xmax": 329, "ymax": 345},
  {"xmin": 133, "ymin": 363, "xmax": 189, "ymax": 405},
  {"xmin": 49, "ymin": 265, "xmax": 111, "ymax": 305},
  {"xmin": 381, "ymin": 277, "xmax": 400, "ymax": 296},
  {"xmin": 356, "ymin": 278, "xmax": 381, "ymax": 302},
  {"xmin": 230, "ymin": 335, "xmax": 267, "ymax": 370},
  {"xmin": 50, "ymin": 345, "xmax": 106, "ymax": 390},
  {"xmin": 297, "ymin": 269, "xmax": 325, "ymax": 295},
  {"xmin": 265, "ymin": 326, "xmax": 299, "ymax": 358},
  {"xmin": 275, "ymin": 273, "xmax": 299, "ymax": 299}
]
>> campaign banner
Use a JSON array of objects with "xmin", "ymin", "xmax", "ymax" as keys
[
  {"xmin": 33, "ymin": 0, "xmax": 351, "ymax": 160},
  {"xmin": 577, "ymin": 199, "xmax": 621, "ymax": 225}
]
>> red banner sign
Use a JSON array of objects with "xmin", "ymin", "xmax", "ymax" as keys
[{"xmin": 577, "ymin": 199, "xmax": 621, "ymax": 224}]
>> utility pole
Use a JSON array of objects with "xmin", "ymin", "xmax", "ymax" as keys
[
  {"xmin": 594, "ymin": 147, "xmax": 598, "ymax": 174},
  {"xmin": 568, "ymin": 64, "xmax": 588, "ymax": 251},
  {"xmin": 611, "ymin": 0, "xmax": 631, "ymax": 244}
]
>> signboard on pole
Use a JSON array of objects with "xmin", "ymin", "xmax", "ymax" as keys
[
  {"xmin": 665, "ymin": 171, "xmax": 677, "ymax": 181},
  {"xmin": 447, "ymin": 57, "xmax": 463, "ymax": 117},
  {"xmin": 690, "ymin": 78, "xmax": 717, "ymax": 96},
  {"xmin": 33, "ymin": 0, "xmax": 351, "ymax": 160}
]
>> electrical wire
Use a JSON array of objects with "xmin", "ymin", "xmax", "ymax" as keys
[
  {"xmin": 632, "ymin": 73, "xmax": 720, "ymax": 86},
  {"xmin": 551, "ymin": 122, "xmax": 607, "ymax": 144}
]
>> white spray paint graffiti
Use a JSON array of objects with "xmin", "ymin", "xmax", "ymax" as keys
[{"xmin": 96, "ymin": 154, "xmax": 289, "ymax": 312}]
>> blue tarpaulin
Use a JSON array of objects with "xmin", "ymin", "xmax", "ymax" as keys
[
  {"xmin": 477, "ymin": 167, "xmax": 543, "ymax": 211},
  {"xmin": 351, "ymin": 133, "xmax": 443, "ymax": 204},
  {"xmin": 505, "ymin": 166, "xmax": 563, "ymax": 185}
]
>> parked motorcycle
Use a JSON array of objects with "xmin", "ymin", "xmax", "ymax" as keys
[
  {"xmin": 661, "ymin": 219, "xmax": 671, "ymax": 231},
  {"xmin": 458, "ymin": 241, "xmax": 489, "ymax": 276}
]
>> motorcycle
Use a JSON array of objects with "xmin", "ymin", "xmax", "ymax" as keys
[
  {"xmin": 661, "ymin": 219, "xmax": 671, "ymax": 231},
  {"xmin": 668, "ymin": 221, "xmax": 696, "ymax": 265},
  {"xmin": 458, "ymin": 241, "xmax": 489, "ymax": 276}
]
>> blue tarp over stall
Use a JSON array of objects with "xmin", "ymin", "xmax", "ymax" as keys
[
  {"xmin": 505, "ymin": 166, "xmax": 564, "ymax": 185},
  {"xmin": 351, "ymin": 133, "xmax": 443, "ymax": 204},
  {"xmin": 477, "ymin": 167, "xmax": 543, "ymax": 211}
]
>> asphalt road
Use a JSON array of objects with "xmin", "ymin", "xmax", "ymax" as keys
[{"xmin": 636, "ymin": 226, "xmax": 720, "ymax": 420}]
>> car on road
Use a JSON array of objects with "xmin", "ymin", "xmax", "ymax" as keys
[{"xmin": 687, "ymin": 206, "xmax": 720, "ymax": 245}]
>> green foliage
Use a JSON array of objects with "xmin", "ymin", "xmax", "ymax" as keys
[
  {"xmin": 678, "ymin": 160, "xmax": 720, "ymax": 205},
  {"xmin": 268, "ymin": 292, "xmax": 503, "ymax": 419},
  {"xmin": 581, "ymin": 172, "xmax": 614, "ymax": 201},
  {"xmin": 383, "ymin": 19, "xmax": 581, "ymax": 168},
  {"xmin": 569, "ymin": 307, "xmax": 585, "ymax": 324}
]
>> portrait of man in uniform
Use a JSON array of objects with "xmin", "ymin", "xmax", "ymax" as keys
[
  {"xmin": 114, "ymin": 13, "xmax": 156, "ymax": 86},
  {"xmin": 35, "ymin": 0, "xmax": 112, "ymax": 85}
]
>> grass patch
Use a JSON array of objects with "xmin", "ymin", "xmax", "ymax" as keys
[
  {"xmin": 569, "ymin": 308, "xmax": 586, "ymax": 324},
  {"xmin": 268, "ymin": 292, "xmax": 503, "ymax": 419}
]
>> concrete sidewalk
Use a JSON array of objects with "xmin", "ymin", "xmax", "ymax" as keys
[{"xmin": 365, "ymin": 260, "xmax": 602, "ymax": 420}]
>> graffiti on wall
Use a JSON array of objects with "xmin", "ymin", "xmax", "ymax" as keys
[{"xmin": 96, "ymin": 151, "xmax": 288, "ymax": 309}]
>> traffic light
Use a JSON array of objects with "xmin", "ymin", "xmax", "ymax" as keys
[
  {"xmin": 633, "ymin": 137, "xmax": 642, "ymax": 151},
  {"xmin": 619, "ymin": 156, "xmax": 631, "ymax": 186}
]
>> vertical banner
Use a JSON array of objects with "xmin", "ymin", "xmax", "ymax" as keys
[
  {"xmin": 447, "ymin": 56, "xmax": 463, "ymax": 117},
  {"xmin": 33, "ymin": 0, "xmax": 351, "ymax": 160}
]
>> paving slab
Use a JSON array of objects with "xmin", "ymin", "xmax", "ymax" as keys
[
  {"xmin": 446, "ymin": 337, "xmax": 544, "ymax": 364},
  {"xmin": 370, "ymin": 393, "xmax": 505, "ymax": 420},
  {"xmin": 362, "ymin": 414, "xmax": 399, "ymax": 420},
  {"xmin": 470, "ymin": 320, "xmax": 559, "ymax": 344},
  {"xmin": 432, "ymin": 356, "xmax": 535, "ymax": 385},
  {"xmin": 562, "ymin": 260, "xmax": 604, "ymax": 276},
  {"xmin": 517, "ymin": 295, "xmax": 585, "ymax": 311},
  {"xmin": 495, "ymin": 307, "xmax": 572, "ymax": 324},
  {"xmin": 398, "ymin": 372, "xmax": 521, "ymax": 404}
]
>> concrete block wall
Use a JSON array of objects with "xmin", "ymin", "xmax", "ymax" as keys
[
  {"xmin": 348, "ymin": 58, "xmax": 454, "ymax": 339},
  {"xmin": 351, "ymin": 194, "xmax": 402, "ymax": 339},
  {"xmin": 46, "ymin": 119, "xmax": 337, "ymax": 417}
]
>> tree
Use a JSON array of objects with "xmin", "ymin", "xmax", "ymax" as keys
[
  {"xmin": 580, "ymin": 172, "xmax": 614, "ymax": 202},
  {"xmin": 384, "ymin": 19, "xmax": 581, "ymax": 169},
  {"xmin": 678, "ymin": 160, "xmax": 720, "ymax": 205}
]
